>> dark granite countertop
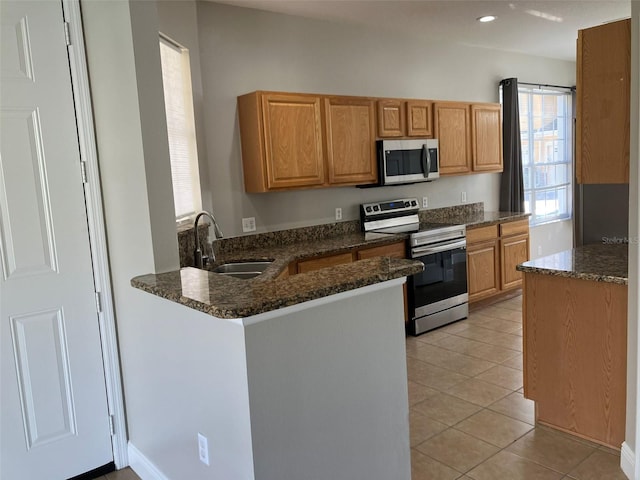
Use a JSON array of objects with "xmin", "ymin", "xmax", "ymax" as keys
[
  {"xmin": 516, "ymin": 244, "xmax": 628, "ymax": 285},
  {"xmin": 133, "ymin": 227, "xmax": 423, "ymax": 318},
  {"xmin": 132, "ymin": 256, "xmax": 423, "ymax": 318},
  {"xmin": 440, "ymin": 211, "xmax": 530, "ymax": 229},
  {"xmin": 134, "ymin": 203, "xmax": 528, "ymax": 319}
]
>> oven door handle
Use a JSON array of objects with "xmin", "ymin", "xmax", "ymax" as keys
[{"xmin": 412, "ymin": 239, "xmax": 467, "ymax": 256}]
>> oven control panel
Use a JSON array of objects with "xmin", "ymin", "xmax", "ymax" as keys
[{"xmin": 360, "ymin": 198, "xmax": 419, "ymax": 218}]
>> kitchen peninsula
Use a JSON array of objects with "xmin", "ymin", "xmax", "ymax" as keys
[
  {"xmin": 130, "ymin": 226, "xmax": 422, "ymax": 480},
  {"xmin": 517, "ymin": 244, "xmax": 628, "ymax": 448}
]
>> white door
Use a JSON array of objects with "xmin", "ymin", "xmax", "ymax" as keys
[{"xmin": 0, "ymin": 1, "xmax": 113, "ymax": 478}]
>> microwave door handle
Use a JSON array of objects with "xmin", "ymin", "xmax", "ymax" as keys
[{"xmin": 421, "ymin": 144, "xmax": 430, "ymax": 179}]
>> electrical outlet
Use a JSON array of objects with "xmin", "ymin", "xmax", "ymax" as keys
[
  {"xmin": 461, "ymin": 191, "xmax": 467, "ymax": 203},
  {"xmin": 242, "ymin": 217, "xmax": 256, "ymax": 233},
  {"xmin": 422, "ymin": 196, "xmax": 428, "ymax": 209},
  {"xmin": 198, "ymin": 433, "xmax": 210, "ymax": 466},
  {"xmin": 335, "ymin": 207, "xmax": 342, "ymax": 221}
]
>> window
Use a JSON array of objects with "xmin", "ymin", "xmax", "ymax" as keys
[
  {"xmin": 518, "ymin": 86, "xmax": 573, "ymax": 226},
  {"xmin": 159, "ymin": 34, "xmax": 201, "ymax": 223}
]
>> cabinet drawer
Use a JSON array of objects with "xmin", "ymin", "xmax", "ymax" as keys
[
  {"xmin": 297, "ymin": 252, "xmax": 354, "ymax": 274},
  {"xmin": 500, "ymin": 219, "xmax": 529, "ymax": 237},
  {"xmin": 467, "ymin": 225, "xmax": 498, "ymax": 244},
  {"xmin": 357, "ymin": 241, "xmax": 406, "ymax": 260}
]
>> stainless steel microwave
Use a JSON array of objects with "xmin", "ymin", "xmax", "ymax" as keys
[{"xmin": 377, "ymin": 139, "xmax": 439, "ymax": 186}]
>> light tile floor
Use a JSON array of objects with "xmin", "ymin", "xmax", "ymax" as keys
[
  {"xmin": 96, "ymin": 295, "xmax": 627, "ymax": 480},
  {"xmin": 409, "ymin": 294, "xmax": 628, "ymax": 480}
]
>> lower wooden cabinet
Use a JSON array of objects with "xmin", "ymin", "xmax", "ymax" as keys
[
  {"xmin": 292, "ymin": 241, "xmax": 407, "ymax": 275},
  {"xmin": 467, "ymin": 219, "xmax": 530, "ymax": 303},
  {"xmin": 288, "ymin": 241, "xmax": 409, "ymax": 323},
  {"xmin": 356, "ymin": 241, "xmax": 406, "ymax": 260},
  {"xmin": 501, "ymin": 233, "xmax": 529, "ymax": 290},
  {"xmin": 467, "ymin": 239, "xmax": 500, "ymax": 301},
  {"xmin": 523, "ymin": 273, "xmax": 627, "ymax": 447},
  {"xmin": 297, "ymin": 252, "xmax": 353, "ymax": 274}
]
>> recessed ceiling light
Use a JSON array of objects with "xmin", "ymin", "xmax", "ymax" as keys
[{"xmin": 477, "ymin": 15, "xmax": 497, "ymax": 23}]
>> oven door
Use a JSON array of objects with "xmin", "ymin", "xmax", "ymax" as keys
[{"xmin": 410, "ymin": 243, "xmax": 468, "ymax": 319}]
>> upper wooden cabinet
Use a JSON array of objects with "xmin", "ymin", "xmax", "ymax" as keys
[
  {"xmin": 238, "ymin": 91, "xmax": 502, "ymax": 191},
  {"xmin": 377, "ymin": 99, "xmax": 433, "ymax": 138},
  {"xmin": 576, "ymin": 19, "xmax": 631, "ymax": 184},
  {"xmin": 377, "ymin": 99, "xmax": 406, "ymax": 137},
  {"xmin": 434, "ymin": 102, "xmax": 472, "ymax": 175},
  {"xmin": 471, "ymin": 104, "xmax": 503, "ymax": 172},
  {"xmin": 238, "ymin": 91, "xmax": 377, "ymax": 192},
  {"xmin": 407, "ymin": 100, "xmax": 433, "ymax": 137},
  {"xmin": 435, "ymin": 101, "xmax": 503, "ymax": 176},
  {"xmin": 325, "ymin": 97, "xmax": 378, "ymax": 185},
  {"xmin": 238, "ymin": 92, "xmax": 325, "ymax": 192}
]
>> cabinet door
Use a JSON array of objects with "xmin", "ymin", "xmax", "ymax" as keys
[
  {"xmin": 500, "ymin": 233, "xmax": 530, "ymax": 290},
  {"xmin": 576, "ymin": 19, "xmax": 630, "ymax": 184},
  {"xmin": 261, "ymin": 93, "xmax": 325, "ymax": 189},
  {"xmin": 471, "ymin": 104, "xmax": 503, "ymax": 172},
  {"xmin": 356, "ymin": 241, "xmax": 406, "ymax": 260},
  {"xmin": 433, "ymin": 102, "xmax": 471, "ymax": 175},
  {"xmin": 297, "ymin": 252, "xmax": 354, "ymax": 274},
  {"xmin": 467, "ymin": 239, "xmax": 500, "ymax": 302},
  {"xmin": 324, "ymin": 97, "xmax": 378, "ymax": 185},
  {"xmin": 407, "ymin": 100, "xmax": 433, "ymax": 137},
  {"xmin": 377, "ymin": 99, "xmax": 406, "ymax": 137}
]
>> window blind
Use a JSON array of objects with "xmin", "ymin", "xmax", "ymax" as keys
[{"xmin": 159, "ymin": 36, "xmax": 201, "ymax": 222}]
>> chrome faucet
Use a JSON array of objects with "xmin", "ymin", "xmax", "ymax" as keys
[{"xmin": 193, "ymin": 211, "xmax": 223, "ymax": 268}]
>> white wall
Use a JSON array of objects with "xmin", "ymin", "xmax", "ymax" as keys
[
  {"xmin": 529, "ymin": 220, "xmax": 574, "ymax": 259},
  {"xmin": 80, "ymin": 0, "xmax": 181, "ymax": 469},
  {"xmin": 194, "ymin": 1, "xmax": 576, "ymax": 249},
  {"xmin": 244, "ymin": 281, "xmax": 409, "ymax": 480},
  {"xmin": 126, "ymin": 280, "xmax": 409, "ymax": 480}
]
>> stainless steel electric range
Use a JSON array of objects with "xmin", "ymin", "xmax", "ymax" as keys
[{"xmin": 360, "ymin": 198, "xmax": 469, "ymax": 335}]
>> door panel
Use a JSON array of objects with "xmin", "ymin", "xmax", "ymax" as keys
[{"xmin": 1, "ymin": 2, "xmax": 112, "ymax": 478}]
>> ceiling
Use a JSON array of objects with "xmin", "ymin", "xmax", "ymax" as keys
[{"xmin": 213, "ymin": 0, "xmax": 631, "ymax": 61}]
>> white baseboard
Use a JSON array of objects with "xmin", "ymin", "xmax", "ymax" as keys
[
  {"xmin": 621, "ymin": 442, "xmax": 635, "ymax": 479},
  {"xmin": 127, "ymin": 442, "xmax": 170, "ymax": 480}
]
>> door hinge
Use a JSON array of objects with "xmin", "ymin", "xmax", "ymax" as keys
[
  {"xmin": 95, "ymin": 291, "xmax": 102, "ymax": 313},
  {"xmin": 109, "ymin": 415, "xmax": 115, "ymax": 436},
  {"xmin": 64, "ymin": 21, "xmax": 71, "ymax": 46},
  {"xmin": 80, "ymin": 161, "xmax": 88, "ymax": 184}
]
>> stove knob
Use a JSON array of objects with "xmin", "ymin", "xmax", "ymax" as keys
[
  {"xmin": 373, "ymin": 205, "xmax": 380, "ymax": 212},
  {"xmin": 365, "ymin": 206, "xmax": 372, "ymax": 213},
  {"xmin": 404, "ymin": 201, "xmax": 410, "ymax": 207},
  {"xmin": 411, "ymin": 200, "xmax": 417, "ymax": 207}
]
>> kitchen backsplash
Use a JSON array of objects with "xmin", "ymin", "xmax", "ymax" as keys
[{"xmin": 178, "ymin": 202, "xmax": 484, "ymax": 267}]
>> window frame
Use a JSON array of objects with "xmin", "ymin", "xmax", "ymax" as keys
[
  {"xmin": 517, "ymin": 85, "xmax": 574, "ymax": 227},
  {"xmin": 159, "ymin": 33, "xmax": 202, "ymax": 226}
]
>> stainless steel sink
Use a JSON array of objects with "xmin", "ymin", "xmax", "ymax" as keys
[{"xmin": 211, "ymin": 261, "xmax": 273, "ymax": 279}]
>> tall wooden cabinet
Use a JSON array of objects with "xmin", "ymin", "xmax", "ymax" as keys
[{"xmin": 576, "ymin": 19, "xmax": 631, "ymax": 184}]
